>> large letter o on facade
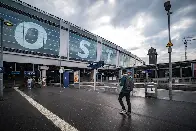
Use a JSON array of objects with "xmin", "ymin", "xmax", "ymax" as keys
[{"xmin": 14, "ymin": 22, "xmax": 47, "ymax": 49}]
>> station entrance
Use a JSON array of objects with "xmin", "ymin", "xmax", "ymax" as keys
[
  {"xmin": 3, "ymin": 62, "xmax": 40, "ymax": 88},
  {"xmin": 3, "ymin": 61, "xmax": 78, "ymax": 88}
]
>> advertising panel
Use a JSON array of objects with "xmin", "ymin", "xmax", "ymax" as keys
[
  {"xmin": 0, "ymin": 7, "xmax": 60, "ymax": 55},
  {"xmin": 74, "ymin": 71, "xmax": 79, "ymax": 83},
  {"xmin": 69, "ymin": 32, "xmax": 97, "ymax": 61},
  {"xmin": 101, "ymin": 44, "xmax": 117, "ymax": 65}
]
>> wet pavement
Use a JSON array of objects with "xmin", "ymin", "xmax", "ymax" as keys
[
  {"xmin": 132, "ymin": 88, "xmax": 196, "ymax": 103},
  {"xmin": 1, "ymin": 86, "xmax": 196, "ymax": 131},
  {"xmin": 81, "ymin": 84, "xmax": 196, "ymax": 103},
  {"xmin": 0, "ymin": 88, "xmax": 60, "ymax": 131}
]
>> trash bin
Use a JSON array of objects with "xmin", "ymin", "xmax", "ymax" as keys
[
  {"xmin": 74, "ymin": 82, "xmax": 80, "ymax": 88},
  {"xmin": 145, "ymin": 82, "xmax": 157, "ymax": 98}
]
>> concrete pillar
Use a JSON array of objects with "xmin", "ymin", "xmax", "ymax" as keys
[
  {"xmin": 93, "ymin": 69, "xmax": 96, "ymax": 90},
  {"xmin": 106, "ymin": 77, "xmax": 109, "ymax": 82},
  {"xmin": 180, "ymin": 67, "xmax": 182, "ymax": 78},
  {"xmin": 119, "ymin": 69, "xmax": 122, "ymax": 79},
  {"xmin": 40, "ymin": 66, "xmax": 49, "ymax": 87},
  {"xmin": 14, "ymin": 63, "xmax": 16, "ymax": 85},
  {"xmin": 146, "ymin": 72, "xmax": 149, "ymax": 82},
  {"xmin": 90, "ymin": 70, "xmax": 94, "ymax": 82},
  {"xmin": 42, "ymin": 70, "xmax": 46, "ymax": 78},
  {"xmin": 40, "ymin": 66, "xmax": 49, "ymax": 78},
  {"xmin": 33, "ymin": 64, "xmax": 35, "ymax": 72},
  {"xmin": 14, "ymin": 63, "xmax": 16, "ymax": 71}
]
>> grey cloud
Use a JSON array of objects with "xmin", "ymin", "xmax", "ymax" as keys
[
  {"xmin": 21, "ymin": 0, "xmax": 97, "ymax": 30},
  {"xmin": 128, "ymin": 47, "xmax": 140, "ymax": 51},
  {"xmin": 110, "ymin": 0, "xmax": 153, "ymax": 28},
  {"xmin": 142, "ymin": 0, "xmax": 196, "ymax": 37}
]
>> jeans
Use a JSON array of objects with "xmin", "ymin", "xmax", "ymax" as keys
[{"xmin": 118, "ymin": 91, "xmax": 131, "ymax": 112}]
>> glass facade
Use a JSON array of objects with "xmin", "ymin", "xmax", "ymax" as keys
[
  {"xmin": 101, "ymin": 44, "xmax": 117, "ymax": 65},
  {"xmin": 0, "ymin": 7, "xmax": 60, "ymax": 55},
  {"xmin": 130, "ymin": 56, "xmax": 135, "ymax": 67},
  {"xmin": 69, "ymin": 33, "xmax": 97, "ymax": 61},
  {"xmin": 119, "ymin": 53, "xmax": 131, "ymax": 67}
]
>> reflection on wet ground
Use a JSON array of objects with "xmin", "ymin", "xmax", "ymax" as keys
[
  {"xmin": 81, "ymin": 85, "xmax": 196, "ymax": 103},
  {"xmin": 1, "ymin": 87, "xmax": 196, "ymax": 131}
]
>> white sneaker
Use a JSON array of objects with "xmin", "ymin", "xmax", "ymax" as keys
[{"xmin": 119, "ymin": 110, "xmax": 126, "ymax": 114}]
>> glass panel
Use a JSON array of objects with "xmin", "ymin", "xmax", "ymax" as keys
[
  {"xmin": 0, "ymin": 7, "xmax": 60, "ymax": 55},
  {"xmin": 101, "ymin": 44, "xmax": 117, "ymax": 65},
  {"xmin": 69, "ymin": 32, "xmax": 97, "ymax": 61}
]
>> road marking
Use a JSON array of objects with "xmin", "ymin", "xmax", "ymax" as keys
[{"xmin": 14, "ymin": 87, "xmax": 78, "ymax": 131}]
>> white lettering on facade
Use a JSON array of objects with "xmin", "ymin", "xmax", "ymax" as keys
[
  {"xmin": 14, "ymin": 22, "xmax": 47, "ymax": 49},
  {"xmin": 78, "ymin": 40, "xmax": 90, "ymax": 58}
]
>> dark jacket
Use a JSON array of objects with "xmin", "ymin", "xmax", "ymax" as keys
[{"xmin": 120, "ymin": 74, "xmax": 133, "ymax": 93}]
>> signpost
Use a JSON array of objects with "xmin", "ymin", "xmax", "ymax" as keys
[
  {"xmin": 164, "ymin": 0, "xmax": 173, "ymax": 100},
  {"xmin": 166, "ymin": 41, "xmax": 173, "ymax": 47},
  {"xmin": 59, "ymin": 68, "xmax": 64, "ymax": 88}
]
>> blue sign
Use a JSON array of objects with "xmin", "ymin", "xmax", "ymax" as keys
[
  {"xmin": 145, "ymin": 70, "xmax": 152, "ymax": 73},
  {"xmin": 0, "ymin": 67, "xmax": 4, "ymax": 73},
  {"xmin": 24, "ymin": 71, "xmax": 35, "ymax": 76},
  {"xmin": 87, "ymin": 61, "xmax": 104, "ymax": 69},
  {"xmin": 63, "ymin": 71, "xmax": 69, "ymax": 88},
  {"xmin": 11, "ymin": 71, "xmax": 20, "ymax": 75}
]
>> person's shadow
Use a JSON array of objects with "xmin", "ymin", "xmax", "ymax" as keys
[{"xmin": 118, "ymin": 114, "xmax": 132, "ymax": 131}]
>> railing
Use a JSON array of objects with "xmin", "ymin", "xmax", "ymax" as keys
[{"xmin": 134, "ymin": 77, "xmax": 196, "ymax": 84}]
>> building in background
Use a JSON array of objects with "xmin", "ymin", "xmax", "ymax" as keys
[{"xmin": 148, "ymin": 47, "xmax": 158, "ymax": 65}]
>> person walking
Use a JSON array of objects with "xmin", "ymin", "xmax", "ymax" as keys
[{"xmin": 118, "ymin": 69, "xmax": 134, "ymax": 115}]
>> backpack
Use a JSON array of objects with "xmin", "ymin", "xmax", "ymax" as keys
[{"xmin": 124, "ymin": 76, "xmax": 134, "ymax": 91}]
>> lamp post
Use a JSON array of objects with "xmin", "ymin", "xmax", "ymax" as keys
[
  {"xmin": 183, "ymin": 37, "xmax": 196, "ymax": 61},
  {"xmin": 164, "ymin": 1, "xmax": 173, "ymax": 100},
  {"xmin": 0, "ymin": 18, "xmax": 13, "ymax": 101}
]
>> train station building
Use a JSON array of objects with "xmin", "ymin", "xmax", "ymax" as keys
[{"xmin": 0, "ymin": 0, "xmax": 144, "ymax": 86}]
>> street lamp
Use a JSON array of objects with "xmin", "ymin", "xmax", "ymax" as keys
[
  {"xmin": 0, "ymin": 18, "xmax": 13, "ymax": 101},
  {"xmin": 164, "ymin": 1, "xmax": 173, "ymax": 100}
]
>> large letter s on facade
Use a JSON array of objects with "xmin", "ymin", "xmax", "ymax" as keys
[{"xmin": 78, "ymin": 40, "xmax": 91, "ymax": 58}]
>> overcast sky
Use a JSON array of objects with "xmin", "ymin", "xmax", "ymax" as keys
[{"xmin": 22, "ymin": 0, "xmax": 196, "ymax": 64}]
